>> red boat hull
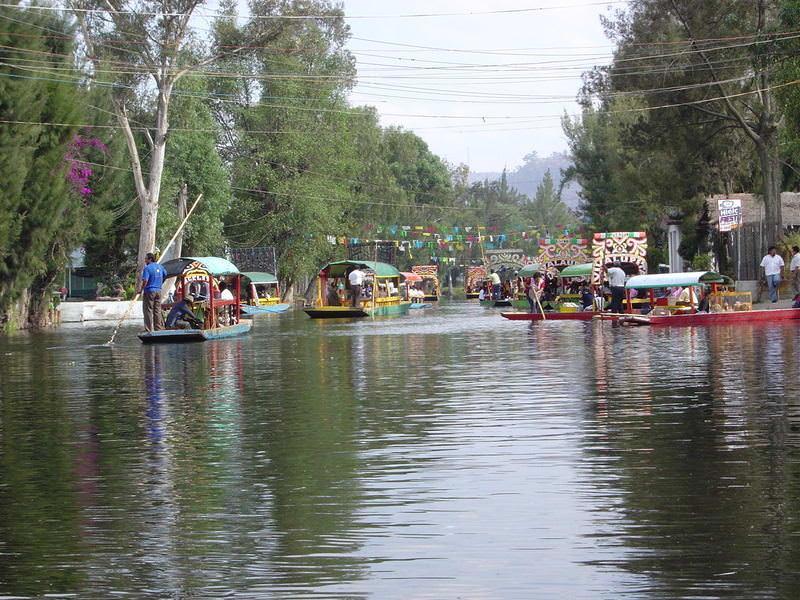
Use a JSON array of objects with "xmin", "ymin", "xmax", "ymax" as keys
[
  {"xmin": 501, "ymin": 311, "xmax": 595, "ymax": 321},
  {"xmin": 501, "ymin": 308, "xmax": 800, "ymax": 325},
  {"xmin": 645, "ymin": 307, "xmax": 800, "ymax": 326}
]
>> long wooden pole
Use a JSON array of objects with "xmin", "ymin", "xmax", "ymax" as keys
[{"xmin": 105, "ymin": 194, "xmax": 203, "ymax": 345}]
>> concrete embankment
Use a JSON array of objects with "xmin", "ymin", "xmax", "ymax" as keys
[{"xmin": 59, "ymin": 300, "xmax": 143, "ymax": 323}]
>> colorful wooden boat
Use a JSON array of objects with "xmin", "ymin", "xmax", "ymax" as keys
[
  {"xmin": 241, "ymin": 271, "xmax": 290, "ymax": 314},
  {"xmin": 465, "ymin": 266, "xmax": 487, "ymax": 299},
  {"xmin": 481, "ymin": 298, "xmax": 513, "ymax": 308},
  {"xmin": 411, "ymin": 265, "xmax": 440, "ymax": 302},
  {"xmin": 139, "ymin": 256, "xmax": 252, "ymax": 343},
  {"xmin": 304, "ymin": 260, "xmax": 411, "ymax": 319}
]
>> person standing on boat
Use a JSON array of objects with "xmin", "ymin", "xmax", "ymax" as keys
[
  {"xmin": 606, "ymin": 261, "xmax": 626, "ymax": 313},
  {"xmin": 489, "ymin": 269, "xmax": 501, "ymax": 300},
  {"xmin": 348, "ymin": 266, "xmax": 365, "ymax": 307},
  {"xmin": 137, "ymin": 252, "xmax": 167, "ymax": 332},
  {"xmin": 527, "ymin": 273, "xmax": 545, "ymax": 313},
  {"xmin": 760, "ymin": 246, "xmax": 785, "ymax": 303},
  {"xmin": 790, "ymin": 245, "xmax": 800, "ymax": 299}
]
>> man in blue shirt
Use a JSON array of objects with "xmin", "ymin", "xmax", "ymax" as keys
[{"xmin": 137, "ymin": 252, "xmax": 168, "ymax": 331}]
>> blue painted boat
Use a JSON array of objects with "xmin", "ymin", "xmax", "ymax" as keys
[
  {"xmin": 139, "ymin": 256, "xmax": 251, "ymax": 344},
  {"xmin": 241, "ymin": 303, "xmax": 291, "ymax": 315},
  {"xmin": 409, "ymin": 302, "xmax": 432, "ymax": 309},
  {"xmin": 139, "ymin": 322, "xmax": 252, "ymax": 343}
]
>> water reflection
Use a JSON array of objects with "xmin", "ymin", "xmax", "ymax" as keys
[{"xmin": 0, "ymin": 309, "xmax": 799, "ymax": 597}]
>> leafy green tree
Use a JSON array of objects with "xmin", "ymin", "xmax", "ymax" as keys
[
  {"xmin": 527, "ymin": 170, "xmax": 577, "ymax": 236},
  {"xmin": 0, "ymin": 10, "xmax": 95, "ymax": 324}
]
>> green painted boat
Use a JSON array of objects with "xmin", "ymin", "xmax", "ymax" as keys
[{"xmin": 305, "ymin": 259, "xmax": 411, "ymax": 319}]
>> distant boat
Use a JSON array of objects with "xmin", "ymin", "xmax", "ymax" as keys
[
  {"xmin": 241, "ymin": 271, "xmax": 290, "ymax": 315},
  {"xmin": 139, "ymin": 256, "xmax": 251, "ymax": 343},
  {"xmin": 304, "ymin": 260, "xmax": 411, "ymax": 319}
]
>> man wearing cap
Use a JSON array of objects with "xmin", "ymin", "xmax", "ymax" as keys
[
  {"xmin": 165, "ymin": 294, "xmax": 202, "ymax": 329},
  {"xmin": 606, "ymin": 261, "xmax": 627, "ymax": 313},
  {"xmin": 136, "ymin": 252, "xmax": 168, "ymax": 331}
]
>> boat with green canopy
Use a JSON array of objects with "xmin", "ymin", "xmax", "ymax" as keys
[
  {"xmin": 304, "ymin": 260, "xmax": 412, "ymax": 318},
  {"xmin": 241, "ymin": 271, "xmax": 290, "ymax": 314},
  {"xmin": 138, "ymin": 256, "xmax": 252, "ymax": 343}
]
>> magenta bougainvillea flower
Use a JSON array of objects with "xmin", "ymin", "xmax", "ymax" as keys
[{"xmin": 65, "ymin": 135, "xmax": 109, "ymax": 203}]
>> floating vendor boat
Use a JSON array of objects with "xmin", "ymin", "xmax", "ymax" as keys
[
  {"xmin": 241, "ymin": 271, "xmax": 290, "ymax": 315},
  {"xmin": 411, "ymin": 265, "xmax": 440, "ymax": 302},
  {"xmin": 304, "ymin": 260, "xmax": 411, "ymax": 319},
  {"xmin": 138, "ymin": 256, "xmax": 251, "ymax": 343},
  {"xmin": 465, "ymin": 266, "xmax": 487, "ymax": 299}
]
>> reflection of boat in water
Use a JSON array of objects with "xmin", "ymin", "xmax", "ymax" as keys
[
  {"xmin": 139, "ymin": 256, "xmax": 252, "ymax": 343},
  {"xmin": 304, "ymin": 260, "xmax": 411, "ymax": 319},
  {"xmin": 240, "ymin": 271, "xmax": 290, "ymax": 315}
]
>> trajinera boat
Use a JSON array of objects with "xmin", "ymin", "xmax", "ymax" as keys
[
  {"xmin": 465, "ymin": 266, "xmax": 487, "ymax": 299},
  {"xmin": 510, "ymin": 262, "xmax": 591, "ymax": 311},
  {"xmin": 138, "ymin": 256, "xmax": 252, "ymax": 343},
  {"xmin": 411, "ymin": 265, "xmax": 440, "ymax": 302},
  {"xmin": 304, "ymin": 260, "xmax": 412, "ymax": 318},
  {"xmin": 241, "ymin": 271, "xmax": 291, "ymax": 314}
]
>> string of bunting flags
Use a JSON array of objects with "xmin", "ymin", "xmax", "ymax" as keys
[{"xmin": 324, "ymin": 224, "xmax": 585, "ymax": 252}]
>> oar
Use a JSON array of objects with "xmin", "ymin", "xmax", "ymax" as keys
[
  {"xmin": 533, "ymin": 286, "xmax": 547, "ymax": 321},
  {"xmin": 104, "ymin": 194, "xmax": 203, "ymax": 346}
]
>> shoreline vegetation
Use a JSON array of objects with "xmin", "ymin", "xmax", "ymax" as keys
[{"xmin": 4, "ymin": 1, "xmax": 800, "ymax": 331}]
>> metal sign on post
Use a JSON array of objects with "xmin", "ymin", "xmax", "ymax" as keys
[{"xmin": 718, "ymin": 198, "xmax": 742, "ymax": 232}]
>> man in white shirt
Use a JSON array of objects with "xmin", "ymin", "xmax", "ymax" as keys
[
  {"xmin": 489, "ymin": 270, "xmax": 502, "ymax": 300},
  {"xmin": 791, "ymin": 245, "xmax": 800, "ymax": 298},
  {"xmin": 606, "ymin": 261, "xmax": 627, "ymax": 313},
  {"xmin": 760, "ymin": 246, "xmax": 785, "ymax": 303},
  {"xmin": 348, "ymin": 266, "xmax": 365, "ymax": 307}
]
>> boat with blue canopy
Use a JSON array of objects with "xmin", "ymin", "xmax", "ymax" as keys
[
  {"xmin": 241, "ymin": 271, "xmax": 290, "ymax": 314},
  {"xmin": 138, "ymin": 256, "xmax": 252, "ymax": 343},
  {"xmin": 304, "ymin": 260, "xmax": 411, "ymax": 318}
]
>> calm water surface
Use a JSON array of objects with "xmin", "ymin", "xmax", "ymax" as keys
[{"xmin": 1, "ymin": 302, "xmax": 800, "ymax": 598}]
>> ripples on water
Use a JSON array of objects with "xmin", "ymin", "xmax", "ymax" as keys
[{"xmin": 1, "ymin": 303, "xmax": 800, "ymax": 598}]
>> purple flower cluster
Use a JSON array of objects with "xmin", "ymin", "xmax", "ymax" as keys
[{"xmin": 65, "ymin": 135, "xmax": 109, "ymax": 202}]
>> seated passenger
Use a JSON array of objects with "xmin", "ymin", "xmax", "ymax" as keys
[
  {"xmin": 218, "ymin": 281, "xmax": 234, "ymax": 301},
  {"xmin": 580, "ymin": 286, "xmax": 594, "ymax": 310},
  {"xmin": 166, "ymin": 294, "xmax": 202, "ymax": 329},
  {"xmin": 327, "ymin": 282, "xmax": 341, "ymax": 306}
]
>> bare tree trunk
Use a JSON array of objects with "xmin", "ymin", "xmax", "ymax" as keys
[
  {"xmin": 756, "ymin": 141, "xmax": 783, "ymax": 253},
  {"xmin": 161, "ymin": 182, "xmax": 188, "ymax": 300}
]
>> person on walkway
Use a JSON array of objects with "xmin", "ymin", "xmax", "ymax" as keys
[
  {"xmin": 489, "ymin": 269, "xmax": 501, "ymax": 300},
  {"xmin": 606, "ymin": 261, "xmax": 627, "ymax": 313},
  {"xmin": 760, "ymin": 246, "xmax": 785, "ymax": 303},
  {"xmin": 790, "ymin": 245, "xmax": 800, "ymax": 298},
  {"xmin": 137, "ymin": 252, "xmax": 167, "ymax": 332},
  {"xmin": 348, "ymin": 266, "xmax": 365, "ymax": 307}
]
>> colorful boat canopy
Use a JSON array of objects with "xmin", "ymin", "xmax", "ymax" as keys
[
  {"xmin": 518, "ymin": 263, "xmax": 543, "ymax": 277},
  {"xmin": 558, "ymin": 262, "xmax": 593, "ymax": 278},
  {"xmin": 242, "ymin": 271, "xmax": 278, "ymax": 284},
  {"xmin": 625, "ymin": 271, "xmax": 730, "ymax": 289},
  {"xmin": 162, "ymin": 256, "xmax": 241, "ymax": 278},
  {"xmin": 320, "ymin": 260, "xmax": 403, "ymax": 279},
  {"xmin": 401, "ymin": 272, "xmax": 423, "ymax": 282}
]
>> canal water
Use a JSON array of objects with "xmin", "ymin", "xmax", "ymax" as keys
[{"xmin": 1, "ymin": 302, "xmax": 800, "ymax": 598}]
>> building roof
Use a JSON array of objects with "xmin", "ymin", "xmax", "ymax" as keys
[{"xmin": 707, "ymin": 193, "xmax": 800, "ymax": 226}]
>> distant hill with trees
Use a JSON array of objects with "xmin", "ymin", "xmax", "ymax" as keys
[{"xmin": 469, "ymin": 151, "xmax": 582, "ymax": 209}]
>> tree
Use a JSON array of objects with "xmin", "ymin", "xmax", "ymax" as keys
[
  {"xmin": 527, "ymin": 170, "xmax": 577, "ymax": 236},
  {"xmin": 73, "ymin": 0, "xmax": 273, "ymax": 266},
  {"xmin": 0, "ymin": 9, "xmax": 99, "ymax": 323},
  {"xmin": 590, "ymin": 0, "xmax": 785, "ymax": 249}
]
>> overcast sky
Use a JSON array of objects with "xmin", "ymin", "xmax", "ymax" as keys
[{"xmin": 341, "ymin": 1, "xmax": 619, "ymax": 172}]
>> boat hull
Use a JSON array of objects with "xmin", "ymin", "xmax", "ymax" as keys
[
  {"xmin": 501, "ymin": 311, "xmax": 595, "ymax": 321},
  {"xmin": 423, "ymin": 294, "xmax": 439, "ymax": 302},
  {"xmin": 304, "ymin": 302, "xmax": 412, "ymax": 319},
  {"xmin": 466, "ymin": 292, "xmax": 480, "ymax": 299},
  {"xmin": 645, "ymin": 307, "xmax": 800, "ymax": 326},
  {"xmin": 481, "ymin": 299, "xmax": 512, "ymax": 308},
  {"xmin": 138, "ymin": 321, "xmax": 252, "ymax": 343},
  {"xmin": 241, "ymin": 303, "xmax": 291, "ymax": 315}
]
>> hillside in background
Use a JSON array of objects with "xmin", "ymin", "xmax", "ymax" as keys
[{"xmin": 469, "ymin": 151, "xmax": 581, "ymax": 209}]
